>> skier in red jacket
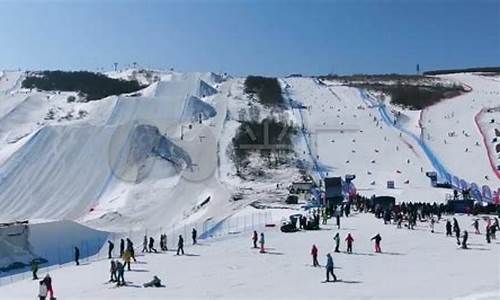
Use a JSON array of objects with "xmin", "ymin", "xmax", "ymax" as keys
[
  {"xmin": 345, "ymin": 233, "xmax": 354, "ymax": 253},
  {"xmin": 311, "ymin": 244, "xmax": 319, "ymax": 267}
]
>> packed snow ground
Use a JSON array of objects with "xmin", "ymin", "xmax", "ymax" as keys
[{"xmin": 1, "ymin": 213, "xmax": 499, "ymax": 299}]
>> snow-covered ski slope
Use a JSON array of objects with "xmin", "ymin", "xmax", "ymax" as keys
[
  {"xmin": 0, "ymin": 70, "xmax": 498, "ymax": 228},
  {"xmin": 0, "ymin": 71, "xmax": 233, "ymax": 233},
  {"xmin": 285, "ymin": 75, "xmax": 499, "ymax": 203}
]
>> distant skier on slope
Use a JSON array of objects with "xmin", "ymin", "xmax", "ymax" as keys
[
  {"xmin": 149, "ymin": 237, "xmax": 158, "ymax": 253},
  {"xmin": 371, "ymin": 234, "xmax": 382, "ymax": 253},
  {"xmin": 120, "ymin": 239, "xmax": 125, "ymax": 257},
  {"xmin": 252, "ymin": 231, "xmax": 258, "ymax": 248},
  {"xmin": 177, "ymin": 235, "xmax": 184, "ymax": 255},
  {"xmin": 126, "ymin": 238, "xmax": 137, "ymax": 262},
  {"xmin": 109, "ymin": 260, "xmax": 117, "ymax": 282},
  {"xmin": 325, "ymin": 253, "xmax": 337, "ymax": 282},
  {"xmin": 31, "ymin": 260, "xmax": 39, "ymax": 280},
  {"xmin": 453, "ymin": 218, "xmax": 461, "ymax": 245},
  {"xmin": 123, "ymin": 249, "xmax": 132, "ymax": 271},
  {"xmin": 311, "ymin": 244, "xmax": 319, "ymax": 267},
  {"xmin": 446, "ymin": 220, "xmax": 452, "ymax": 236},
  {"xmin": 461, "ymin": 230, "xmax": 468, "ymax": 249},
  {"xmin": 116, "ymin": 261, "xmax": 125, "ymax": 286},
  {"xmin": 41, "ymin": 274, "xmax": 54, "ymax": 299},
  {"xmin": 143, "ymin": 235, "xmax": 148, "ymax": 253},
  {"xmin": 192, "ymin": 228, "xmax": 197, "ymax": 245},
  {"xmin": 74, "ymin": 246, "xmax": 80, "ymax": 266},
  {"xmin": 259, "ymin": 232, "xmax": 266, "ymax": 253},
  {"xmin": 108, "ymin": 241, "xmax": 114, "ymax": 259},
  {"xmin": 345, "ymin": 233, "xmax": 354, "ymax": 254},
  {"xmin": 333, "ymin": 232, "xmax": 340, "ymax": 253},
  {"xmin": 38, "ymin": 279, "xmax": 48, "ymax": 300},
  {"xmin": 472, "ymin": 219, "xmax": 480, "ymax": 234}
]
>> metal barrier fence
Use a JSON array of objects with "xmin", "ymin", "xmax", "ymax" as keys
[{"xmin": 0, "ymin": 211, "xmax": 272, "ymax": 287}]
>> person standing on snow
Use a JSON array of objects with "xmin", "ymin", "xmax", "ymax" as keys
[
  {"xmin": 371, "ymin": 234, "xmax": 382, "ymax": 253},
  {"xmin": 325, "ymin": 253, "xmax": 337, "ymax": 282},
  {"xmin": 446, "ymin": 220, "xmax": 452, "ymax": 236},
  {"xmin": 74, "ymin": 246, "xmax": 80, "ymax": 266},
  {"xmin": 149, "ymin": 237, "xmax": 158, "ymax": 253},
  {"xmin": 126, "ymin": 238, "xmax": 137, "ymax": 262},
  {"xmin": 259, "ymin": 232, "xmax": 266, "ymax": 253},
  {"xmin": 123, "ymin": 249, "xmax": 132, "ymax": 271},
  {"xmin": 120, "ymin": 239, "xmax": 125, "ymax": 258},
  {"xmin": 108, "ymin": 241, "xmax": 114, "ymax": 259},
  {"xmin": 472, "ymin": 219, "xmax": 480, "ymax": 234},
  {"xmin": 336, "ymin": 213, "xmax": 341, "ymax": 229},
  {"xmin": 345, "ymin": 233, "xmax": 354, "ymax": 254},
  {"xmin": 143, "ymin": 235, "xmax": 149, "ymax": 253},
  {"xmin": 461, "ymin": 230, "xmax": 468, "ymax": 249},
  {"xmin": 333, "ymin": 232, "xmax": 340, "ymax": 253},
  {"xmin": 41, "ymin": 274, "xmax": 54, "ymax": 300},
  {"xmin": 430, "ymin": 217, "xmax": 435, "ymax": 233},
  {"xmin": 38, "ymin": 280, "xmax": 48, "ymax": 300},
  {"xmin": 116, "ymin": 261, "xmax": 125, "ymax": 286},
  {"xmin": 453, "ymin": 218, "xmax": 461, "ymax": 245},
  {"xmin": 252, "ymin": 231, "xmax": 258, "ymax": 248},
  {"xmin": 311, "ymin": 244, "xmax": 319, "ymax": 267},
  {"xmin": 177, "ymin": 235, "xmax": 184, "ymax": 255},
  {"xmin": 31, "ymin": 260, "xmax": 39, "ymax": 280},
  {"xmin": 109, "ymin": 260, "xmax": 118, "ymax": 282},
  {"xmin": 192, "ymin": 228, "xmax": 197, "ymax": 245}
]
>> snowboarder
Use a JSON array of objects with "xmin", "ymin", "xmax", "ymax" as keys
[
  {"xmin": 31, "ymin": 260, "xmax": 39, "ymax": 280},
  {"xmin": 446, "ymin": 220, "xmax": 452, "ymax": 236},
  {"xmin": 252, "ymin": 231, "xmax": 258, "ymax": 248},
  {"xmin": 325, "ymin": 253, "xmax": 337, "ymax": 282},
  {"xmin": 149, "ymin": 237, "xmax": 158, "ymax": 253},
  {"xmin": 311, "ymin": 244, "xmax": 319, "ymax": 267},
  {"xmin": 192, "ymin": 228, "xmax": 197, "ymax": 245},
  {"xmin": 116, "ymin": 261, "xmax": 125, "ymax": 286},
  {"xmin": 109, "ymin": 260, "xmax": 118, "ymax": 282},
  {"xmin": 143, "ymin": 235, "xmax": 148, "ymax": 253},
  {"xmin": 259, "ymin": 232, "xmax": 265, "ymax": 253},
  {"xmin": 108, "ymin": 241, "xmax": 114, "ymax": 259},
  {"xmin": 461, "ymin": 230, "xmax": 468, "ymax": 249},
  {"xmin": 177, "ymin": 235, "xmax": 184, "ymax": 255},
  {"xmin": 41, "ymin": 274, "xmax": 54, "ymax": 300},
  {"xmin": 119, "ymin": 239, "xmax": 125, "ymax": 258},
  {"xmin": 123, "ymin": 249, "xmax": 132, "ymax": 271},
  {"xmin": 74, "ymin": 246, "xmax": 80, "ymax": 266},
  {"xmin": 38, "ymin": 280, "xmax": 48, "ymax": 300},
  {"xmin": 333, "ymin": 232, "xmax": 340, "ymax": 253},
  {"xmin": 472, "ymin": 219, "xmax": 480, "ymax": 234},
  {"xmin": 345, "ymin": 233, "xmax": 354, "ymax": 254},
  {"xmin": 371, "ymin": 233, "xmax": 382, "ymax": 253}
]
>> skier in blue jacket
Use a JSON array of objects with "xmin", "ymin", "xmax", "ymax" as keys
[{"xmin": 325, "ymin": 253, "xmax": 337, "ymax": 282}]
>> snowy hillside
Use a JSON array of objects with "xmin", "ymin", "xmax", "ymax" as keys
[{"xmin": 0, "ymin": 69, "xmax": 499, "ymax": 298}]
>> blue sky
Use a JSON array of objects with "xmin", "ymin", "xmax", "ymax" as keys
[{"xmin": 0, "ymin": 0, "xmax": 498, "ymax": 76}]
